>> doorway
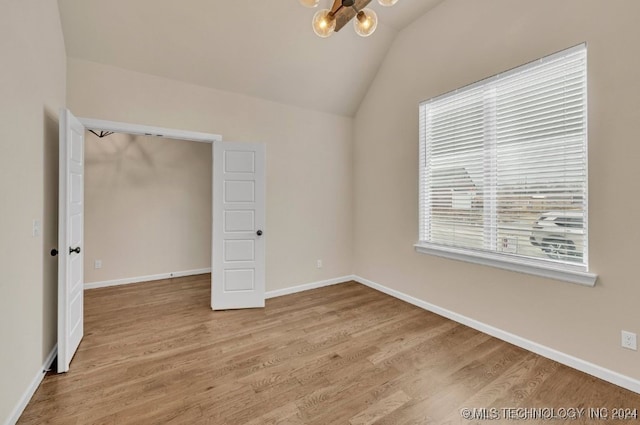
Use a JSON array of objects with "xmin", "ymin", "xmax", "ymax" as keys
[
  {"xmin": 83, "ymin": 131, "xmax": 212, "ymax": 289},
  {"xmin": 58, "ymin": 110, "xmax": 266, "ymax": 372}
]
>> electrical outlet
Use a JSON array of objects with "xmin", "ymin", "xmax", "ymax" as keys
[
  {"xmin": 316, "ymin": 259, "xmax": 323, "ymax": 269},
  {"xmin": 94, "ymin": 260, "xmax": 102, "ymax": 269},
  {"xmin": 621, "ymin": 331, "xmax": 637, "ymax": 351}
]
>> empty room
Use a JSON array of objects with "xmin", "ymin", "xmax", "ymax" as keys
[{"xmin": 2, "ymin": 0, "xmax": 640, "ymax": 424}]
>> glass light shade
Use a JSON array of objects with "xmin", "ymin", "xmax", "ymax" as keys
[
  {"xmin": 354, "ymin": 9, "xmax": 378, "ymax": 37},
  {"xmin": 312, "ymin": 9, "xmax": 336, "ymax": 38},
  {"xmin": 378, "ymin": 0, "xmax": 399, "ymax": 6},
  {"xmin": 299, "ymin": 0, "xmax": 320, "ymax": 8}
]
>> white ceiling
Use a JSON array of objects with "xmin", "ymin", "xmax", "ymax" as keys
[{"xmin": 57, "ymin": 0, "xmax": 444, "ymax": 116}]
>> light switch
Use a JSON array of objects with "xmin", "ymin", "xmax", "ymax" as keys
[{"xmin": 32, "ymin": 220, "xmax": 41, "ymax": 238}]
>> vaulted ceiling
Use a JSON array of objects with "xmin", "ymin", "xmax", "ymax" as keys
[{"xmin": 57, "ymin": 0, "xmax": 444, "ymax": 116}]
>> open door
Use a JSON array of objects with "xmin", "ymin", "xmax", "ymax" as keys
[
  {"xmin": 58, "ymin": 109, "xmax": 85, "ymax": 372},
  {"xmin": 212, "ymin": 141, "xmax": 266, "ymax": 310}
]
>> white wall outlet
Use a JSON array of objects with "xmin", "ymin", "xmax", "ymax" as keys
[
  {"xmin": 94, "ymin": 260, "xmax": 102, "ymax": 269},
  {"xmin": 316, "ymin": 259, "xmax": 323, "ymax": 269},
  {"xmin": 621, "ymin": 331, "xmax": 637, "ymax": 351},
  {"xmin": 32, "ymin": 219, "xmax": 41, "ymax": 238}
]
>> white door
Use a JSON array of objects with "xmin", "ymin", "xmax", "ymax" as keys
[
  {"xmin": 212, "ymin": 141, "xmax": 266, "ymax": 310},
  {"xmin": 58, "ymin": 109, "xmax": 85, "ymax": 373}
]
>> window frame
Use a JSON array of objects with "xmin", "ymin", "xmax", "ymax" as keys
[{"xmin": 415, "ymin": 44, "xmax": 597, "ymax": 286}]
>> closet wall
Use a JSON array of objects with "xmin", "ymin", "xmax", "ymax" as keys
[{"xmin": 84, "ymin": 132, "xmax": 212, "ymax": 284}]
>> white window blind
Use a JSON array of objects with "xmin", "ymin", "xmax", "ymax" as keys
[{"xmin": 419, "ymin": 44, "xmax": 589, "ymax": 275}]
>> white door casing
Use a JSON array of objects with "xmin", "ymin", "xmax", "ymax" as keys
[
  {"xmin": 57, "ymin": 116, "xmax": 222, "ymax": 373},
  {"xmin": 56, "ymin": 115, "xmax": 262, "ymax": 371},
  {"xmin": 212, "ymin": 141, "xmax": 266, "ymax": 310},
  {"xmin": 58, "ymin": 109, "xmax": 85, "ymax": 373}
]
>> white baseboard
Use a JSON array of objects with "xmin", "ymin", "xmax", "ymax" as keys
[
  {"xmin": 265, "ymin": 275, "xmax": 355, "ymax": 299},
  {"xmin": 5, "ymin": 344, "xmax": 57, "ymax": 425},
  {"xmin": 353, "ymin": 275, "xmax": 640, "ymax": 395},
  {"xmin": 85, "ymin": 268, "xmax": 212, "ymax": 290}
]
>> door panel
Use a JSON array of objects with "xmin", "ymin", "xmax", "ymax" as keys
[
  {"xmin": 58, "ymin": 109, "xmax": 85, "ymax": 373},
  {"xmin": 212, "ymin": 142, "xmax": 266, "ymax": 310},
  {"xmin": 224, "ymin": 239, "xmax": 255, "ymax": 262},
  {"xmin": 224, "ymin": 181, "xmax": 255, "ymax": 202},
  {"xmin": 224, "ymin": 210, "xmax": 254, "ymax": 232},
  {"xmin": 224, "ymin": 269, "xmax": 255, "ymax": 291},
  {"xmin": 224, "ymin": 151, "xmax": 255, "ymax": 172}
]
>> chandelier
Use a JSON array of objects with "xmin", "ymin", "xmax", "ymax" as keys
[{"xmin": 300, "ymin": 0, "xmax": 399, "ymax": 38}]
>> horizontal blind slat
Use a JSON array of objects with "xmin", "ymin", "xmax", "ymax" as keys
[{"xmin": 419, "ymin": 45, "xmax": 587, "ymax": 268}]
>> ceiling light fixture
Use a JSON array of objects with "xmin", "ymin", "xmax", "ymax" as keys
[
  {"xmin": 300, "ymin": 0, "xmax": 321, "ymax": 7},
  {"xmin": 301, "ymin": 0, "xmax": 397, "ymax": 38},
  {"xmin": 312, "ymin": 8, "xmax": 336, "ymax": 38}
]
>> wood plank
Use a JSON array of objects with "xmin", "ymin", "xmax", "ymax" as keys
[
  {"xmin": 332, "ymin": 0, "xmax": 373, "ymax": 32},
  {"xmin": 17, "ymin": 275, "xmax": 640, "ymax": 424}
]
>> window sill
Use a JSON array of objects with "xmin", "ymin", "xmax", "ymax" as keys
[{"xmin": 414, "ymin": 243, "xmax": 597, "ymax": 287}]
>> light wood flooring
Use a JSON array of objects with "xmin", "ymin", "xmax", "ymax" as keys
[{"xmin": 19, "ymin": 275, "xmax": 640, "ymax": 424}]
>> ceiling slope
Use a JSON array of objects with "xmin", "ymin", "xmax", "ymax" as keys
[{"xmin": 58, "ymin": 0, "xmax": 443, "ymax": 116}]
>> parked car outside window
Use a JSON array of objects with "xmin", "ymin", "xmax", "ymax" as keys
[{"xmin": 529, "ymin": 211, "xmax": 584, "ymax": 262}]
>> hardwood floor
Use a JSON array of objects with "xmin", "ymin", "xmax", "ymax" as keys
[{"xmin": 19, "ymin": 275, "xmax": 640, "ymax": 424}]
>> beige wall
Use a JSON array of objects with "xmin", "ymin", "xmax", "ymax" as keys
[
  {"xmin": 354, "ymin": 0, "xmax": 640, "ymax": 381},
  {"xmin": 4, "ymin": 3, "xmax": 638, "ymax": 422},
  {"xmin": 68, "ymin": 58, "xmax": 353, "ymax": 292},
  {"xmin": 84, "ymin": 133, "xmax": 212, "ymax": 283},
  {"xmin": 0, "ymin": 0, "xmax": 66, "ymax": 423}
]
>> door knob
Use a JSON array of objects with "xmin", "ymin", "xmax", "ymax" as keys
[
  {"xmin": 256, "ymin": 230, "xmax": 263, "ymax": 236},
  {"xmin": 51, "ymin": 249, "xmax": 58, "ymax": 257},
  {"xmin": 69, "ymin": 247, "xmax": 81, "ymax": 254}
]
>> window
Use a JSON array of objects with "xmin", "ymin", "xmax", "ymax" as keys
[{"xmin": 417, "ymin": 44, "xmax": 596, "ymax": 285}]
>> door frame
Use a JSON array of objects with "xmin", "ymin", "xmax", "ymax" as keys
[
  {"xmin": 76, "ymin": 117, "xmax": 223, "ymax": 306},
  {"xmin": 60, "ymin": 115, "xmax": 270, "ymax": 372},
  {"xmin": 79, "ymin": 118, "xmax": 221, "ymax": 144}
]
